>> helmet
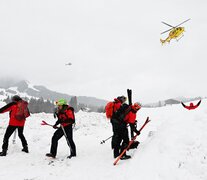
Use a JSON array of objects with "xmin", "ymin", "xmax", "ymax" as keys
[
  {"xmin": 190, "ymin": 103, "xmax": 194, "ymax": 107},
  {"xmin": 117, "ymin": 96, "xmax": 127, "ymax": 103},
  {"xmin": 56, "ymin": 99, "xmax": 67, "ymax": 106},
  {"xmin": 12, "ymin": 95, "xmax": 22, "ymax": 102},
  {"xmin": 133, "ymin": 103, "xmax": 141, "ymax": 110}
]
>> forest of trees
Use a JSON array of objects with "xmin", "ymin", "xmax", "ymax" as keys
[
  {"xmin": 3, "ymin": 96, "xmax": 105, "ymax": 113},
  {"xmin": 4, "ymin": 96, "xmax": 55, "ymax": 113}
]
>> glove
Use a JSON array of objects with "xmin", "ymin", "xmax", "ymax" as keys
[
  {"xmin": 54, "ymin": 119, "xmax": 63, "ymax": 127},
  {"xmin": 135, "ymin": 129, "xmax": 140, "ymax": 135},
  {"xmin": 53, "ymin": 113, "xmax": 57, "ymax": 119},
  {"xmin": 53, "ymin": 125, "xmax": 58, "ymax": 129}
]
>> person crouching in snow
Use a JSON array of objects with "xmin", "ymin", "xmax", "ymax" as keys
[
  {"xmin": 0, "ymin": 95, "xmax": 30, "ymax": 156},
  {"xmin": 46, "ymin": 99, "xmax": 76, "ymax": 159},
  {"xmin": 112, "ymin": 102, "xmax": 141, "ymax": 160}
]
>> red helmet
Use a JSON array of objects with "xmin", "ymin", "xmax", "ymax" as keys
[{"xmin": 133, "ymin": 103, "xmax": 141, "ymax": 110}]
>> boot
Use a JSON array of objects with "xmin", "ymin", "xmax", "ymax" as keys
[
  {"xmin": 120, "ymin": 154, "xmax": 131, "ymax": 160},
  {"xmin": 22, "ymin": 146, "xmax": 29, "ymax": 153},
  {"xmin": 46, "ymin": 153, "xmax": 56, "ymax": 158},
  {"xmin": 128, "ymin": 141, "xmax": 140, "ymax": 150},
  {"xmin": 67, "ymin": 153, "xmax": 76, "ymax": 159},
  {"xmin": 0, "ymin": 150, "xmax": 7, "ymax": 156}
]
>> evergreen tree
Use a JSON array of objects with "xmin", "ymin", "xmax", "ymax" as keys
[
  {"xmin": 69, "ymin": 96, "xmax": 78, "ymax": 112},
  {"xmin": 97, "ymin": 106, "xmax": 105, "ymax": 113}
]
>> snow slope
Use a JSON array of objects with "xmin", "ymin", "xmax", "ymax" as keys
[{"xmin": 0, "ymin": 100, "xmax": 206, "ymax": 180}]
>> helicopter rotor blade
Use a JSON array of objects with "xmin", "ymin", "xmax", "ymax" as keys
[
  {"xmin": 161, "ymin": 27, "xmax": 174, "ymax": 34},
  {"xmin": 174, "ymin": 18, "xmax": 191, "ymax": 28},
  {"xmin": 160, "ymin": 19, "xmax": 190, "ymax": 34},
  {"xmin": 161, "ymin": 21, "xmax": 175, "ymax": 28}
]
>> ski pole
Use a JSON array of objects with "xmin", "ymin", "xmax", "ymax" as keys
[
  {"xmin": 100, "ymin": 135, "xmax": 113, "ymax": 144},
  {"xmin": 60, "ymin": 124, "xmax": 73, "ymax": 155},
  {"xmin": 130, "ymin": 126, "xmax": 134, "ymax": 140},
  {"xmin": 100, "ymin": 125, "xmax": 131, "ymax": 145},
  {"xmin": 12, "ymin": 129, "xmax": 17, "ymax": 144},
  {"xmin": 42, "ymin": 120, "xmax": 73, "ymax": 154}
]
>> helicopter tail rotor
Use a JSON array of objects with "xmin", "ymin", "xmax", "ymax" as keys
[{"xmin": 160, "ymin": 39, "xmax": 166, "ymax": 45}]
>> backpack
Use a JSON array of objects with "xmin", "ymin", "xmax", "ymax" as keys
[
  {"xmin": 105, "ymin": 102, "xmax": 114, "ymax": 119},
  {"xmin": 114, "ymin": 103, "xmax": 131, "ymax": 121},
  {"xmin": 15, "ymin": 100, "xmax": 30, "ymax": 120},
  {"xmin": 58, "ymin": 106, "xmax": 76, "ymax": 124},
  {"xmin": 67, "ymin": 106, "xmax": 75, "ymax": 124}
]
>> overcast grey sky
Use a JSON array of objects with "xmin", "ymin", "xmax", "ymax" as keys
[{"xmin": 0, "ymin": 0, "xmax": 207, "ymax": 103}]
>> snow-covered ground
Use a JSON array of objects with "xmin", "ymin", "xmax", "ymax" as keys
[{"xmin": 0, "ymin": 100, "xmax": 207, "ymax": 180}]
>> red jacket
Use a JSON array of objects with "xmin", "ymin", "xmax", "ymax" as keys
[
  {"xmin": 0, "ymin": 102, "xmax": 27, "ymax": 127},
  {"xmin": 181, "ymin": 100, "xmax": 201, "ymax": 110},
  {"xmin": 113, "ymin": 98, "xmax": 122, "ymax": 113},
  {"xmin": 56, "ymin": 106, "xmax": 75, "ymax": 127},
  {"xmin": 124, "ymin": 106, "xmax": 139, "ymax": 124}
]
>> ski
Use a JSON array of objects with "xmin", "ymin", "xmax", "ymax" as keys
[
  {"xmin": 113, "ymin": 117, "xmax": 150, "ymax": 166},
  {"xmin": 127, "ymin": 89, "xmax": 134, "ymax": 139},
  {"xmin": 127, "ymin": 89, "xmax": 132, "ymax": 105}
]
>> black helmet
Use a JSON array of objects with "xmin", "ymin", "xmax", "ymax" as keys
[
  {"xmin": 12, "ymin": 95, "xmax": 22, "ymax": 102},
  {"xmin": 117, "ymin": 96, "xmax": 127, "ymax": 103}
]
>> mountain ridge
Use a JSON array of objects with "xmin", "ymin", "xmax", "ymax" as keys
[
  {"xmin": 0, "ymin": 79, "xmax": 108, "ymax": 108},
  {"xmin": 0, "ymin": 78, "xmax": 204, "ymax": 109}
]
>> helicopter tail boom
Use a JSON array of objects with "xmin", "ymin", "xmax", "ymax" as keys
[{"xmin": 160, "ymin": 39, "xmax": 166, "ymax": 45}]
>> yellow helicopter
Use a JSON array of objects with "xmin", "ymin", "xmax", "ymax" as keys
[{"xmin": 160, "ymin": 19, "xmax": 190, "ymax": 45}]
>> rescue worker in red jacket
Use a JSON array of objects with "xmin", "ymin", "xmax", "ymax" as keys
[
  {"xmin": 181, "ymin": 100, "xmax": 201, "ymax": 110},
  {"xmin": 0, "ymin": 95, "xmax": 30, "ymax": 156},
  {"xmin": 112, "ymin": 102, "xmax": 141, "ymax": 160},
  {"xmin": 46, "ymin": 99, "xmax": 76, "ymax": 159},
  {"xmin": 110, "ymin": 96, "xmax": 127, "ymax": 158}
]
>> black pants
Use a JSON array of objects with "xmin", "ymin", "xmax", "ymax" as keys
[
  {"xmin": 2, "ymin": 125, "xmax": 28, "ymax": 151},
  {"xmin": 50, "ymin": 125, "xmax": 76, "ymax": 156},
  {"xmin": 111, "ymin": 119, "xmax": 129, "ymax": 158}
]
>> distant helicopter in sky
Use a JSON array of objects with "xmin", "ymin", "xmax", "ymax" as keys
[
  {"xmin": 65, "ymin": 62, "xmax": 72, "ymax": 66},
  {"xmin": 160, "ymin": 19, "xmax": 190, "ymax": 45}
]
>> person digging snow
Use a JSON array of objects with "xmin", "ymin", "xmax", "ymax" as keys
[
  {"xmin": 46, "ymin": 99, "xmax": 76, "ymax": 159},
  {"xmin": 0, "ymin": 95, "xmax": 30, "ymax": 156}
]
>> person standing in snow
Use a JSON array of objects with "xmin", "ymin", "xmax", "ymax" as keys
[
  {"xmin": 0, "ymin": 95, "xmax": 30, "ymax": 156},
  {"xmin": 112, "ymin": 102, "xmax": 141, "ymax": 160},
  {"xmin": 46, "ymin": 99, "xmax": 76, "ymax": 159},
  {"xmin": 109, "ymin": 96, "xmax": 127, "ymax": 157}
]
